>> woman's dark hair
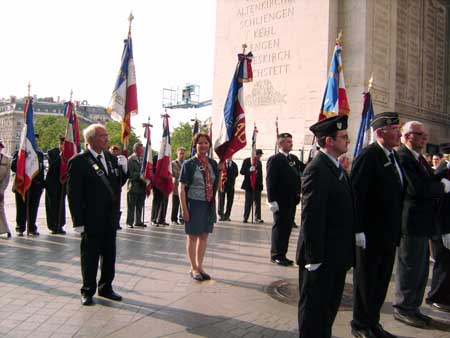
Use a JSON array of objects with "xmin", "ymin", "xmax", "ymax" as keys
[{"xmin": 192, "ymin": 132, "xmax": 212, "ymax": 148}]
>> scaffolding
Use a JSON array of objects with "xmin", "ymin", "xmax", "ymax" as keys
[{"xmin": 162, "ymin": 84, "xmax": 212, "ymax": 109}]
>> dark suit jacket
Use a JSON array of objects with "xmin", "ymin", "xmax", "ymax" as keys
[
  {"xmin": 46, "ymin": 147, "xmax": 61, "ymax": 187},
  {"xmin": 67, "ymin": 150, "xmax": 126, "ymax": 233},
  {"xmin": 351, "ymin": 142, "xmax": 405, "ymax": 244},
  {"xmin": 240, "ymin": 157, "xmax": 263, "ymax": 191},
  {"xmin": 266, "ymin": 152, "xmax": 301, "ymax": 207},
  {"xmin": 223, "ymin": 160, "xmax": 238, "ymax": 191},
  {"xmin": 435, "ymin": 161, "xmax": 450, "ymax": 236},
  {"xmin": 397, "ymin": 144, "xmax": 446, "ymax": 237},
  {"xmin": 296, "ymin": 152, "xmax": 355, "ymax": 270}
]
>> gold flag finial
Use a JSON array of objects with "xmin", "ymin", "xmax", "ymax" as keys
[
  {"xmin": 336, "ymin": 30, "xmax": 343, "ymax": 44},
  {"xmin": 367, "ymin": 72, "xmax": 374, "ymax": 92},
  {"xmin": 128, "ymin": 12, "xmax": 134, "ymax": 33},
  {"xmin": 242, "ymin": 43, "xmax": 247, "ymax": 54}
]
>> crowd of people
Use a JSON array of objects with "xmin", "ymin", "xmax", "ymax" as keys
[{"xmin": 0, "ymin": 116, "xmax": 449, "ymax": 338}]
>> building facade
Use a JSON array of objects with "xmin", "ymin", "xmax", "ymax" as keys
[{"xmin": 212, "ymin": 0, "xmax": 450, "ymax": 161}]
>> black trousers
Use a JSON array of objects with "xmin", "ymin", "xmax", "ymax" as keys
[
  {"xmin": 243, "ymin": 189, "xmax": 261, "ymax": 221},
  {"xmin": 271, "ymin": 204, "xmax": 295, "ymax": 260},
  {"xmin": 80, "ymin": 231, "xmax": 116, "ymax": 297},
  {"xmin": 171, "ymin": 194, "xmax": 181, "ymax": 222},
  {"xmin": 151, "ymin": 188, "xmax": 168, "ymax": 223},
  {"xmin": 218, "ymin": 187, "xmax": 234, "ymax": 219},
  {"xmin": 298, "ymin": 264, "xmax": 347, "ymax": 338},
  {"xmin": 426, "ymin": 238, "xmax": 450, "ymax": 305},
  {"xmin": 352, "ymin": 241, "xmax": 396, "ymax": 328},
  {"xmin": 45, "ymin": 180, "xmax": 66, "ymax": 231},
  {"xmin": 15, "ymin": 182, "xmax": 43, "ymax": 233},
  {"xmin": 126, "ymin": 191, "xmax": 145, "ymax": 225}
]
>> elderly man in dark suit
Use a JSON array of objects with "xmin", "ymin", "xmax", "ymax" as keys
[
  {"xmin": 218, "ymin": 156, "xmax": 238, "ymax": 221},
  {"xmin": 351, "ymin": 112, "xmax": 405, "ymax": 338},
  {"xmin": 67, "ymin": 124, "xmax": 127, "ymax": 306},
  {"xmin": 297, "ymin": 115, "xmax": 356, "ymax": 338},
  {"xmin": 266, "ymin": 132, "xmax": 301, "ymax": 266},
  {"xmin": 45, "ymin": 136, "xmax": 66, "ymax": 235},
  {"xmin": 425, "ymin": 143, "xmax": 450, "ymax": 313},
  {"xmin": 241, "ymin": 149, "xmax": 264, "ymax": 223},
  {"xmin": 393, "ymin": 121, "xmax": 450, "ymax": 328}
]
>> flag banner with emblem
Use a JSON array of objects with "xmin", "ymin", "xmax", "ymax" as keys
[
  {"xmin": 14, "ymin": 98, "xmax": 39, "ymax": 200},
  {"xmin": 190, "ymin": 119, "xmax": 200, "ymax": 158},
  {"xmin": 318, "ymin": 41, "xmax": 350, "ymax": 121},
  {"xmin": 141, "ymin": 123, "xmax": 154, "ymax": 197},
  {"xmin": 214, "ymin": 52, "xmax": 253, "ymax": 162},
  {"xmin": 154, "ymin": 114, "xmax": 173, "ymax": 196},
  {"xmin": 60, "ymin": 101, "xmax": 81, "ymax": 184},
  {"xmin": 250, "ymin": 124, "xmax": 258, "ymax": 190},
  {"xmin": 353, "ymin": 91, "xmax": 375, "ymax": 158},
  {"xmin": 107, "ymin": 30, "xmax": 138, "ymax": 156}
]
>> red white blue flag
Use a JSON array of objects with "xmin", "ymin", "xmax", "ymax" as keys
[
  {"xmin": 154, "ymin": 114, "xmax": 173, "ymax": 196},
  {"xmin": 214, "ymin": 52, "xmax": 253, "ymax": 162},
  {"xmin": 250, "ymin": 124, "xmax": 258, "ymax": 190},
  {"xmin": 141, "ymin": 123, "xmax": 154, "ymax": 197},
  {"xmin": 14, "ymin": 98, "xmax": 39, "ymax": 200},
  {"xmin": 60, "ymin": 101, "xmax": 81, "ymax": 184},
  {"xmin": 318, "ymin": 41, "xmax": 350, "ymax": 121},
  {"xmin": 107, "ymin": 30, "xmax": 138, "ymax": 155},
  {"xmin": 353, "ymin": 91, "xmax": 375, "ymax": 157}
]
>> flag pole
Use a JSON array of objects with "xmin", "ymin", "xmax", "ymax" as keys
[
  {"xmin": 367, "ymin": 72, "xmax": 374, "ymax": 93},
  {"xmin": 26, "ymin": 82, "xmax": 31, "ymax": 236},
  {"xmin": 142, "ymin": 116, "xmax": 153, "ymax": 225}
]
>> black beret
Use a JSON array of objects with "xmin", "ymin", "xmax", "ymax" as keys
[
  {"xmin": 370, "ymin": 112, "xmax": 400, "ymax": 130},
  {"xmin": 440, "ymin": 143, "xmax": 450, "ymax": 154},
  {"xmin": 278, "ymin": 132, "xmax": 292, "ymax": 139},
  {"xmin": 309, "ymin": 115, "xmax": 348, "ymax": 138},
  {"xmin": 256, "ymin": 149, "xmax": 263, "ymax": 155}
]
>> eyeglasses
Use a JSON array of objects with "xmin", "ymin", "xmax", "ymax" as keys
[
  {"xmin": 336, "ymin": 135, "xmax": 350, "ymax": 141},
  {"xmin": 410, "ymin": 132, "xmax": 428, "ymax": 138}
]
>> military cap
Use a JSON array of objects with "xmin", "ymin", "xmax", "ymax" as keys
[
  {"xmin": 309, "ymin": 115, "xmax": 348, "ymax": 138},
  {"xmin": 277, "ymin": 132, "xmax": 292, "ymax": 140},
  {"xmin": 370, "ymin": 112, "xmax": 400, "ymax": 130},
  {"xmin": 256, "ymin": 149, "xmax": 263, "ymax": 155},
  {"xmin": 440, "ymin": 143, "xmax": 450, "ymax": 154}
]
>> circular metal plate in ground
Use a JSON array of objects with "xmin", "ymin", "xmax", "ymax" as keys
[{"xmin": 266, "ymin": 279, "xmax": 353, "ymax": 311}]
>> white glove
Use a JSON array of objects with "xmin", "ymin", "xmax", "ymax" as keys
[
  {"xmin": 442, "ymin": 233, "xmax": 450, "ymax": 250},
  {"xmin": 269, "ymin": 201, "xmax": 279, "ymax": 213},
  {"xmin": 447, "ymin": 161, "xmax": 450, "ymax": 170},
  {"xmin": 441, "ymin": 178, "xmax": 450, "ymax": 193},
  {"xmin": 305, "ymin": 263, "xmax": 322, "ymax": 271},
  {"xmin": 117, "ymin": 155, "xmax": 128, "ymax": 174},
  {"xmin": 249, "ymin": 166, "xmax": 256, "ymax": 172},
  {"xmin": 355, "ymin": 232, "xmax": 366, "ymax": 249},
  {"xmin": 74, "ymin": 226, "xmax": 84, "ymax": 233}
]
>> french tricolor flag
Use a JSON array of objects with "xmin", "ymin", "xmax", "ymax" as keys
[
  {"xmin": 141, "ymin": 123, "xmax": 154, "ymax": 197},
  {"xmin": 154, "ymin": 114, "xmax": 173, "ymax": 196},
  {"xmin": 14, "ymin": 98, "xmax": 39, "ymax": 200}
]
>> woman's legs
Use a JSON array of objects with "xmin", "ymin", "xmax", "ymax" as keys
[
  {"xmin": 196, "ymin": 233, "xmax": 209, "ymax": 273},
  {"xmin": 187, "ymin": 235, "xmax": 199, "ymax": 273}
]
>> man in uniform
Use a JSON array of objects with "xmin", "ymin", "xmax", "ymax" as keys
[
  {"xmin": 266, "ymin": 132, "xmax": 301, "ymax": 266},
  {"xmin": 45, "ymin": 136, "xmax": 66, "ymax": 235},
  {"xmin": 425, "ymin": 143, "xmax": 450, "ymax": 313},
  {"xmin": 218, "ymin": 156, "xmax": 238, "ymax": 221},
  {"xmin": 126, "ymin": 142, "xmax": 146, "ymax": 228},
  {"xmin": 11, "ymin": 134, "xmax": 45, "ymax": 236},
  {"xmin": 67, "ymin": 124, "xmax": 127, "ymax": 305},
  {"xmin": 393, "ymin": 121, "xmax": 450, "ymax": 328},
  {"xmin": 351, "ymin": 112, "xmax": 404, "ymax": 338},
  {"xmin": 241, "ymin": 149, "xmax": 264, "ymax": 223},
  {"xmin": 297, "ymin": 115, "xmax": 357, "ymax": 338},
  {"xmin": 171, "ymin": 147, "xmax": 185, "ymax": 225}
]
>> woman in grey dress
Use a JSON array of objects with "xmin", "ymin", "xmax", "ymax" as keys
[
  {"xmin": 179, "ymin": 133, "xmax": 219, "ymax": 281},
  {"xmin": 0, "ymin": 140, "xmax": 11, "ymax": 238}
]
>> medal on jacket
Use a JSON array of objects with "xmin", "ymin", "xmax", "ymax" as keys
[{"xmin": 92, "ymin": 163, "xmax": 104, "ymax": 176}]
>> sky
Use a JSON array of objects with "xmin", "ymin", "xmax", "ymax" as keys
[{"xmin": 0, "ymin": 0, "xmax": 216, "ymax": 142}]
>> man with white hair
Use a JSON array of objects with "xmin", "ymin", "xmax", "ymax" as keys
[
  {"xmin": 67, "ymin": 124, "xmax": 127, "ymax": 306},
  {"xmin": 392, "ymin": 121, "xmax": 450, "ymax": 328}
]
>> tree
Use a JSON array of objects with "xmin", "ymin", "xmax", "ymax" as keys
[
  {"xmin": 105, "ymin": 120, "xmax": 140, "ymax": 155},
  {"xmin": 171, "ymin": 122, "xmax": 194, "ymax": 159}
]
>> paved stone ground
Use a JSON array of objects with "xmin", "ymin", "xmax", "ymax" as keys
[{"xmin": 0, "ymin": 187, "xmax": 449, "ymax": 338}]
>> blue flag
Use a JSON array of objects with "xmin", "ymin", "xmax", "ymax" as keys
[{"xmin": 353, "ymin": 92, "xmax": 375, "ymax": 158}]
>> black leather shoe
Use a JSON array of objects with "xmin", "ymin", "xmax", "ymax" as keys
[
  {"xmin": 256, "ymin": 219, "xmax": 264, "ymax": 223},
  {"xmin": 292, "ymin": 222, "xmax": 299, "ymax": 228},
  {"xmin": 351, "ymin": 327, "xmax": 378, "ymax": 338},
  {"xmin": 393, "ymin": 311, "xmax": 428, "ymax": 329},
  {"xmin": 271, "ymin": 258, "xmax": 289, "ymax": 266},
  {"xmin": 81, "ymin": 295, "xmax": 93, "ymax": 306},
  {"xmin": 430, "ymin": 302, "xmax": 450, "ymax": 313},
  {"xmin": 243, "ymin": 220, "xmax": 248, "ymax": 223},
  {"xmin": 58, "ymin": 229, "xmax": 66, "ymax": 235},
  {"xmin": 98, "ymin": 290, "xmax": 122, "ymax": 301},
  {"xmin": 6, "ymin": 232, "xmax": 11, "ymax": 238},
  {"xmin": 200, "ymin": 272, "xmax": 211, "ymax": 280},
  {"xmin": 284, "ymin": 258, "xmax": 294, "ymax": 265},
  {"xmin": 190, "ymin": 271, "xmax": 204, "ymax": 281},
  {"xmin": 28, "ymin": 231, "xmax": 40, "ymax": 236},
  {"xmin": 50, "ymin": 230, "xmax": 59, "ymax": 235},
  {"xmin": 372, "ymin": 323, "xmax": 397, "ymax": 338},
  {"xmin": 16, "ymin": 232, "xmax": 23, "ymax": 237}
]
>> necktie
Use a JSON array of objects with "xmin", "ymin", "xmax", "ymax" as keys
[
  {"xmin": 97, "ymin": 155, "xmax": 107, "ymax": 175},
  {"xmin": 389, "ymin": 152, "xmax": 402, "ymax": 185},
  {"xmin": 418, "ymin": 155, "xmax": 430, "ymax": 176}
]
